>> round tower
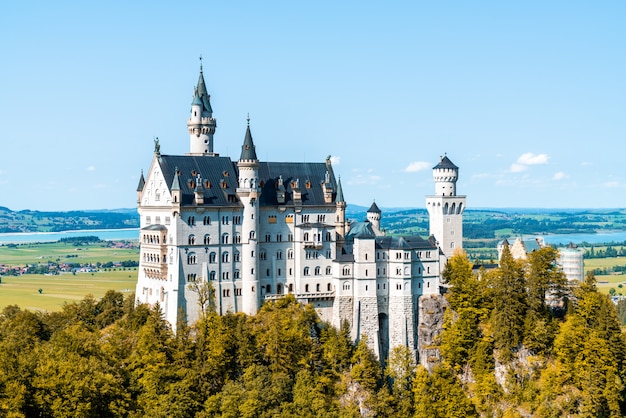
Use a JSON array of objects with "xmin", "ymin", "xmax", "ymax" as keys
[
  {"xmin": 433, "ymin": 155, "xmax": 459, "ymax": 196},
  {"xmin": 366, "ymin": 201, "xmax": 381, "ymax": 235},
  {"xmin": 187, "ymin": 61, "xmax": 217, "ymax": 155},
  {"xmin": 425, "ymin": 154, "xmax": 466, "ymax": 259},
  {"xmin": 237, "ymin": 119, "xmax": 261, "ymax": 315}
]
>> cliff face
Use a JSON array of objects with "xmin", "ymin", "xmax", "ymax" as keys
[{"xmin": 418, "ymin": 294, "xmax": 448, "ymax": 371}]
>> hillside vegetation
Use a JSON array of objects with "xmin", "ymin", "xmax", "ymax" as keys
[
  {"xmin": 1, "ymin": 246, "xmax": 624, "ymax": 417},
  {"xmin": 0, "ymin": 207, "xmax": 138, "ymax": 233}
]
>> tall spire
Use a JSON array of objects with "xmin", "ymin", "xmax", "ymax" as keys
[
  {"xmin": 239, "ymin": 115, "xmax": 258, "ymax": 161},
  {"xmin": 188, "ymin": 59, "xmax": 217, "ymax": 155},
  {"xmin": 336, "ymin": 176, "xmax": 345, "ymax": 203}
]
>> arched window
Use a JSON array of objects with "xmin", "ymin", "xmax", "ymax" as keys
[
  {"xmin": 222, "ymin": 233, "xmax": 229, "ymax": 244},
  {"xmin": 314, "ymin": 266, "xmax": 321, "ymax": 275},
  {"xmin": 204, "ymin": 234, "xmax": 211, "ymax": 245},
  {"xmin": 316, "ymin": 283, "xmax": 320, "ymax": 292},
  {"xmin": 303, "ymin": 232, "xmax": 309, "ymax": 241},
  {"xmin": 277, "ymin": 250, "xmax": 283, "ymax": 260},
  {"xmin": 209, "ymin": 252, "xmax": 216, "ymax": 263},
  {"xmin": 222, "ymin": 252, "xmax": 229, "ymax": 263},
  {"xmin": 277, "ymin": 284, "xmax": 282, "ymax": 294},
  {"xmin": 249, "ymin": 231, "xmax": 256, "ymax": 240},
  {"xmin": 287, "ymin": 250, "xmax": 294, "ymax": 259},
  {"xmin": 187, "ymin": 252, "xmax": 197, "ymax": 264},
  {"xmin": 304, "ymin": 267, "xmax": 310, "ymax": 276},
  {"xmin": 325, "ymin": 231, "xmax": 332, "ymax": 241},
  {"xmin": 326, "ymin": 266, "xmax": 332, "ymax": 275},
  {"xmin": 188, "ymin": 234, "xmax": 195, "ymax": 245}
]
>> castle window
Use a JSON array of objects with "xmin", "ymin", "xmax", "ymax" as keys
[
  {"xmin": 233, "ymin": 216, "xmax": 241, "ymax": 225},
  {"xmin": 302, "ymin": 214, "xmax": 309, "ymax": 223},
  {"xmin": 265, "ymin": 234, "xmax": 271, "ymax": 242},
  {"xmin": 287, "ymin": 249, "xmax": 294, "ymax": 260},
  {"xmin": 277, "ymin": 268, "xmax": 282, "ymax": 276},
  {"xmin": 268, "ymin": 215, "xmax": 277, "ymax": 224},
  {"xmin": 203, "ymin": 216, "xmax": 211, "ymax": 225},
  {"xmin": 146, "ymin": 216, "xmax": 151, "ymax": 225},
  {"xmin": 187, "ymin": 216, "xmax": 195, "ymax": 226},
  {"xmin": 315, "ymin": 266, "xmax": 321, "ymax": 275},
  {"xmin": 222, "ymin": 216, "xmax": 229, "ymax": 225},
  {"xmin": 188, "ymin": 235, "xmax": 195, "ymax": 245},
  {"xmin": 250, "ymin": 231, "xmax": 255, "ymax": 240},
  {"xmin": 260, "ymin": 251, "xmax": 266, "ymax": 260},
  {"xmin": 276, "ymin": 234, "xmax": 282, "ymax": 242},
  {"xmin": 316, "ymin": 283, "xmax": 320, "ymax": 291},
  {"xmin": 289, "ymin": 268, "xmax": 293, "ymax": 276},
  {"xmin": 155, "ymin": 216, "xmax": 161, "ymax": 224},
  {"xmin": 204, "ymin": 234, "xmax": 211, "ymax": 245},
  {"xmin": 266, "ymin": 269, "xmax": 270, "ymax": 277},
  {"xmin": 235, "ymin": 288, "xmax": 242, "ymax": 296},
  {"xmin": 288, "ymin": 233, "xmax": 293, "ymax": 242},
  {"xmin": 187, "ymin": 253, "xmax": 197, "ymax": 265},
  {"xmin": 305, "ymin": 284, "xmax": 309, "ymax": 292},
  {"xmin": 396, "ymin": 268, "xmax": 402, "ymax": 275},
  {"xmin": 285, "ymin": 214, "xmax": 294, "ymax": 224},
  {"xmin": 342, "ymin": 266, "xmax": 351, "ymax": 276},
  {"xmin": 365, "ymin": 269, "xmax": 368, "ymax": 276},
  {"xmin": 277, "ymin": 250, "xmax": 283, "ymax": 260},
  {"xmin": 365, "ymin": 253, "xmax": 368, "ymax": 261},
  {"xmin": 222, "ymin": 233, "xmax": 229, "ymax": 244},
  {"xmin": 187, "ymin": 274, "xmax": 196, "ymax": 282},
  {"xmin": 342, "ymin": 282, "xmax": 350, "ymax": 290},
  {"xmin": 304, "ymin": 267, "xmax": 310, "ymax": 276},
  {"xmin": 222, "ymin": 272, "xmax": 229, "ymax": 280},
  {"xmin": 165, "ymin": 216, "xmax": 170, "ymax": 225},
  {"xmin": 210, "ymin": 271, "xmax": 216, "ymax": 280},
  {"xmin": 234, "ymin": 252, "xmax": 240, "ymax": 262},
  {"xmin": 326, "ymin": 266, "xmax": 332, "ymax": 275},
  {"xmin": 223, "ymin": 289, "xmax": 230, "ymax": 297},
  {"xmin": 235, "ymin": 233, "xmax": 241, "ymax": 244},
  {"xmin": 304, "ymin": 232, "xmax": 309, "ymax": 241},
  {"xmin": 325, "ymin": 232, "xmax": 332, "ymax": 241},
  {"xmin": 327, "ymin": 283, "xmax": 332, "ymax": 291},
  {"xmin": 405, "ymin": 252, "xmax": 410, "ymax": 260},
  {"xmin": 289, "ymin": 283, "xmax": 293, "ymax": 292},
  {"xmin": 234, "ymin": 270, "xmax": 240, "ymax": 279},
  {"xmin": 266, "ymin": 284, "xmax": 271, "ymax": 293},
  {"xmin": 326, "ymin": 250, "xmax": 331, "ymax": 258},
  {"xmin": 209, "ymin": 252, "xmax": 216, "ymax": 263},
  {"xmin": 277, "ymin": 284, "xmax": 282, "ymax": 294},
  {"xmin": 222, "ymin": 252, "xmax": 229, "ymax": 263}
]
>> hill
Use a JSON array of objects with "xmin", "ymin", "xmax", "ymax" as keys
[{"xmin": 0, "ymin": 207, "xmax": 139, "ymax": 233}]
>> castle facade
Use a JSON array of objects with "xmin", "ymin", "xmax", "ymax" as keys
[{"xmin": 135, "ymin": 66, "xmax": 465, "ymax": 360}]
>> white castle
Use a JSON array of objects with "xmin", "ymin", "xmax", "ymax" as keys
[{"xmin": 135, "ymin": 65, "xmax": 466, "ymax": 360}]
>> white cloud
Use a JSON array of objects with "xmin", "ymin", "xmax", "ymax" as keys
[
  {"xmin": 517, "ymin": 152, "xmax": 549, "ymax": 165},
  {"xmin": 510, "ymin": 163, "xmax": 528, "ymax": 173},
  {"xmin": 553, "ymin": 172, "xmax": 568, "ymax": 180},
  {"xmin": 329, "ymin": 156, "xmax": 341, "ymax": 166},
  {"xmin": 347, "ymin": 174, "xmax": 382, "ymax": 186},
  {"xmin": 404, "ymin": 161, "xmax": 430, "ymax": 173},
  {"xmin": 87, "ymin": 165, "xmax": 96, "ymax": 171}
]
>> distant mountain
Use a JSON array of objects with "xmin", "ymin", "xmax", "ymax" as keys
[{"xmin": 0, "ymin": 207, "xmax": 139, "ymax": 233}]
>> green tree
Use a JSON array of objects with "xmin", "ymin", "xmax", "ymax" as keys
[{"xmin": 413, "ymin": 364, "xmax": 478, "ymax": 418}]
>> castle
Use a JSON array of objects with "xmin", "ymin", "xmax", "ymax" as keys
[{"xmin": 135, "ymin": 64, "xmax": 466, "ymax": 360}]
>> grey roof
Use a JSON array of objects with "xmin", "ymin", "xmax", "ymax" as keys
[
  {"xmin": 336, "ymin": 177, "xmax": 345, "ymax": 203},
  {"xmin": 375, "ymin": 235, "xmax": 437, "ymax": 250},
  {"xmin": 239, "ymin": 124, "xmax": 258, "ymax": 161},
  {"xmin": 194, "ymin": 68, "xmax": 213, "ymax": 114},
  {"xmin": 433, "ymin": 155, "xmax": 458, "ymax": 170},
  {"xmin": 257, "ymin": 161, "xmax": 340, "ymax": 207},
  {"xmin": 136, "ymin": 171, "xmax": 145, "ymax": 192},
  {"xmin": 367, "ymin": 201, "xmax": 381, "ymax": 214},
  {"xmin": 346, "ymin": 221, "xmax": 377, "ymax": 239},
  {"xmin": 159, "ymin": 155, "xmax": 240, "ymax": 207}
]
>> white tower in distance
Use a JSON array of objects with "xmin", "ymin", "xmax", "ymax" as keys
[
  {"xmin": 187, "ymin": 59, "xmax": 217, "ymax": 155},
  {"xmin": 425, "ymin": 154, "xmax": 466, "ymax": 260}
]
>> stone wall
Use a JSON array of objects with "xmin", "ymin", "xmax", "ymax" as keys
[{"xmin": 418, "ymin": 294, "xmax": 448, "ymax": 371}]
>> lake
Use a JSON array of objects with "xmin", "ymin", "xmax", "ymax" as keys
[
  {"xmin": 0, "ymin": 228, "xmax": 139, "ymax": 244},
  {"xmin": 541, "ymin": 231, "xmax": 626, "ymax": 246}
]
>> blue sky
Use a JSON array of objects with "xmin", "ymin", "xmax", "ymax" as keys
[{"xmin": 1, "ymin": 1, "xmax": 624, "ymax": 211}]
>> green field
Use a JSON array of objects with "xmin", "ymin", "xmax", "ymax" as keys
[
  {"xmin": 0, "ymin": 241, "xmax": 140, "ymax": 311},
  {"xmin": 0, "ymin": 241, "xmax": 139, "ymax": 265},
  {"xmin": 0, "ymin": 270, "xmax": 137, "ymax": 312}
]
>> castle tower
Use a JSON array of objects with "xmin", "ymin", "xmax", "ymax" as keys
[
  {"xmin": 187, "ymin": 60, "xmax": 217, "ymax": 155},
  {"xmin": 366, "ymin": 201, "xmax": 381, "ymax": 235},
  {"xmin": 335, "ymin": 176, "xmax": 347, "ymax": 240},
  {"xmin": 237, "ymin": 118, "xmax": 261, "ymax": 315},
  {"xmin": 425, "ymin": 155, "xmax": 466, "ymax": 259}
]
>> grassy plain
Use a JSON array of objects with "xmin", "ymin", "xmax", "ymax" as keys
[
  {"xmin": 0, "ymin": 241, "xmax": 139, "ymax": 312},
  {"xmin": 0, "ymin": 270, "xmax": 137, "ymax": 312}
]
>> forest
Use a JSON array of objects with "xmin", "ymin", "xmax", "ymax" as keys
[{"xmin": 1, "ymin": 246, "xmax": 625, "ymax": 417}]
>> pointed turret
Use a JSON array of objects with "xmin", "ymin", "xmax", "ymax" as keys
[
  {"xmin": 336, "ymin": 176, "xmax": 345, "ymax": 203},
  {"xmin": 239, "ymin": 119, "xmax": 258, "ymax": 161},
  {"xmin": 171, "ymin": 167, "xmax": 181, "ymax": 206},
  {"xmin": 187, "ymin": 59, "xmax": 217, "ymax": 155},
  {"xmin": 136, "ymin": 170, "xmax": 145, "ymax": 204}
]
